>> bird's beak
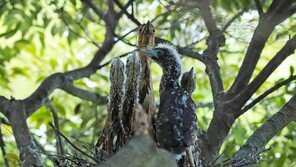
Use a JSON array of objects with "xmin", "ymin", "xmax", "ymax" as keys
[
  {"xmin": 137, "ymin": 48, "xmax": 158, "ymax": 59},
  {"xmin": 188, "ymin": 67, "xmax": 194, "ymax": 78}
]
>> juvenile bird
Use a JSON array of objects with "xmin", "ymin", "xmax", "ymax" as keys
[
  {"xmin": 139, "ymin": 44, "xmax": 198, "ymax": 160},
  {"xmin": 96, "ymin": 57, "xmax": 125, "ymax": 158},
  {"xmin": 181, "ymin": 67, "xmax": 196, "ymax": 96}
]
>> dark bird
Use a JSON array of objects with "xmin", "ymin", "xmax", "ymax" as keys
[
  {"xmin": 139, "ymin": 44, "xmax": 198, "ymax": 157},
  {"xmin": 181, "ymin": 67, "xmax": 196, "ymax": 96}
]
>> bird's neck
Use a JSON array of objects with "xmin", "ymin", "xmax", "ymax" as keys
[{"xmin": 160, "ymin": 67, "xmax": 181, "ymax": 95}]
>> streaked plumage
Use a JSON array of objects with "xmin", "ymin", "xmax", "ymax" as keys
[
  {"xmin": 137, "ymin": 21, "xmax": 157, "ymax": 115},
  {"xmin": 96, "ymin": 57, "xmax": 125, "ymax": 157},
  {"xmin": 121, "ymin": 53, "xmax": 141, "ymax": 135}
]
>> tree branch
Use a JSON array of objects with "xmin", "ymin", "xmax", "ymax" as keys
[
  {"xmin": 45, "ymin": 99, "xmax": 64, "ymax": 155},
  {"xmin": 61, "ymin": 81, "xmax": 108, "ymax": 105},
  {"xmin": 155, "ymin": 37, "xmax": 204, "ymax": 62},
  {"xmin": 232, "ymin": 35, "xmax": 296, "ymax": 117},
  {"xmin": 116, "ymin": 0, "xmax": 135, "ymax": 19},
  {"xmin": 113, "ymin": 0, "xmax": 141, "ymax": 26},
  {"xmin": 48, "ymin": 122, "xmax": 99, "ymax": 163},
  {"xmin": 222, "ymin": 7, "xmax": 249, "ymax": 32},
  {"xmin": 82, "ymin": 0, "xmax": 106, "ymax": 21},
  {"xmin": 0, "ymin": 118, "xmax": 9, "ymax": 167},
  {"xmin": 197, "ymin": 0, "xmax": 225, "ymax": 104},
  {"xmin": 228, "ymin": 0, "xmax": 295, "ymax": 97},
  {"xmin": 232, "ymin": 95, "xmax": 296, "ymax": 164},
  {"xmin": 254, "ymin": 0, "xmax": 263, "ymax": 16},
  {"xmin": 197, "ymin": 0, "xmax": 219, "ymax": 34},
  {"xmin": 240, "ymin": 75, "xmax": 296, "ymax": 114},
  {"xmin": 9, "ymin": 102, "xmax": 42, "ymax": 166}
]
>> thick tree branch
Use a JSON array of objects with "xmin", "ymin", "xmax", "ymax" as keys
[
  {"xmin": 232, "ymin": 35, "xmax": 296, "ymax": 117},
  {"xmin": 0, "ymin": 96, "xmax": 10, "ymax": 117},
  {"xmin": 232, "ymin": 95, "xmax": 296, "ymax": 164},
  {"xmin": 228, "ymin": 0, "xmax": 295, "ymax": 97},
  {"xmin": 9, "ymin": 102, "xmax": 42, "ymax": 166},
  {"xmin": 197, "ymin": 0, "xmax": 225, "ymax": 105},
  {"xmin": 240, "ymin": 75, "xmax": 296, "ymax": 113},
  {"xmin": 197, "ymin": 0, "xmax": 219, "ymax": 34},
  {"xmin": 61, "ymin": 81, "xmax": 108, "ymax": 105}
]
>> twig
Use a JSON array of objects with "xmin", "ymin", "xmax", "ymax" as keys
[
  {"xmin": 116, "ymin": 0, "xmax": 135, "ymax": 18},
  {"xmin": 113, "ymin": 0, "xmax": 141, "ymax": 26},
  {"xmin": 228, "ymin": 0, "xmax": 296, "ymax": 96},
  {"xmin": 232, "ymin": 35, "xmax": 296, "ymax": 117},
  {"xmin": 98, "ymin": 50, "xmax": 135, "ymax": 69},
  {"xmin": 240, "ymin": 75, "xmax": 296, "ymax": 114},
  {"xmin": 0, "ymin": 118, "xmax": 9, "ymax": 167},
  {"xmin": 222, "ymin": 7, "xmax": 249, "ymax": 32},
  {"xmin": 48, "ymin": 122, "xmax": 99, "ymax": 163},
  {"xmin": 81, "ymin": 0, "xmax": 106, "ymax": 21},
  {"xmin": 45, "ymin": 99, "xmax": 64, "ymax": 155}
]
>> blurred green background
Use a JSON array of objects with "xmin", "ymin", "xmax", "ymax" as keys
[{"xmin": 0, "ymin": 0, "xmax": 295, "ymax": 166}]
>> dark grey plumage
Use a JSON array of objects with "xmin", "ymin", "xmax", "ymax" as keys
[
  {"xmin": 181, "ymin": 67, "xmax": 196, "ymax": 96},
  {"xmin": 140, "ymin": 44, "xmax": 198, "ymax": 154}
]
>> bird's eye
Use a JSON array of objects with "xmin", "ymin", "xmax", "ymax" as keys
[
  {"xmin": 157, "ymin": 50, "xmax": 163, "ymax": 55},
  {"xmin": 139, "ymin": 28, "xmax": 142, "ymax": 32},
  {"xmin": 152, "ymin": 29, "xmax": 155, "ymax": 32}
]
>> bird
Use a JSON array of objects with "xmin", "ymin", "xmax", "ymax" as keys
[
  {"xmin": 121, "ymin": 53, "xmax": 141, "ymax": 136},
  {"xmin": 96, "ymin": 57, "xmax": 125, "ymax": 158},
  {"xmin": 181, "ymin": 67, "xmax": 196, "ymax": 96},
  {"xmin": 139, "ymin": 44, "xmax": 198, "ymax": 161},
  {"xmin": 137, "ymin": 21, "xmax": 158, "ymax": 135}
]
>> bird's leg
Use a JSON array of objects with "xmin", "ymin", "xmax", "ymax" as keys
[{"xmin": 186, "ymin": 147, "xmax": 196, "ymax": 167}]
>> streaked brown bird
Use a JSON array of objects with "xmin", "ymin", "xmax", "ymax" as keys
[
  {"xmin": 96, "ymin": 57, "xmax": 125, "ymax": 157},
  {"xmin": 121, "ymin": 53, "xmax": 141, "ymax": 135},
  {"xmin": 137, "ymin": 21, "xmax": 157, "ymax": 115}
]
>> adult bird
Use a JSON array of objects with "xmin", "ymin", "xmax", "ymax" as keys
[{"xmin": 139, "ymin": 44, "xmax": 198, "ymax": 165}]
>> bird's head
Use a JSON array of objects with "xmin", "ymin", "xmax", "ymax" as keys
[
  {"xmin": 110, "ymin": 57, "xmax": 125, "ymax": 84},
  {"xmin": 138, "ymin": 43, "xmax": 181, "ymax": 70},
  {"xmin": 181, "ymin": 67, "xmax": 196, "ymax": 95}
]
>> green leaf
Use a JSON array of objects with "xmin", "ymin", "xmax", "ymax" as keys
[
  {"xmin": 289, "ymin": 66, "xmax": 294, "ymax": 76},
  {"xmin": 156, "ymin": 6, "xmax": 162, "ymax": 15},
  {"xmin": 0, "ymin": 24, "xmax": 20, "ymax": 39},
  {"xmin": 11, "ymin": 67, "xmax": 30, "ymax": 77},
  {"xmin": 4, "ymin": 153, "xmax": 20, "ymax": 167}
]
